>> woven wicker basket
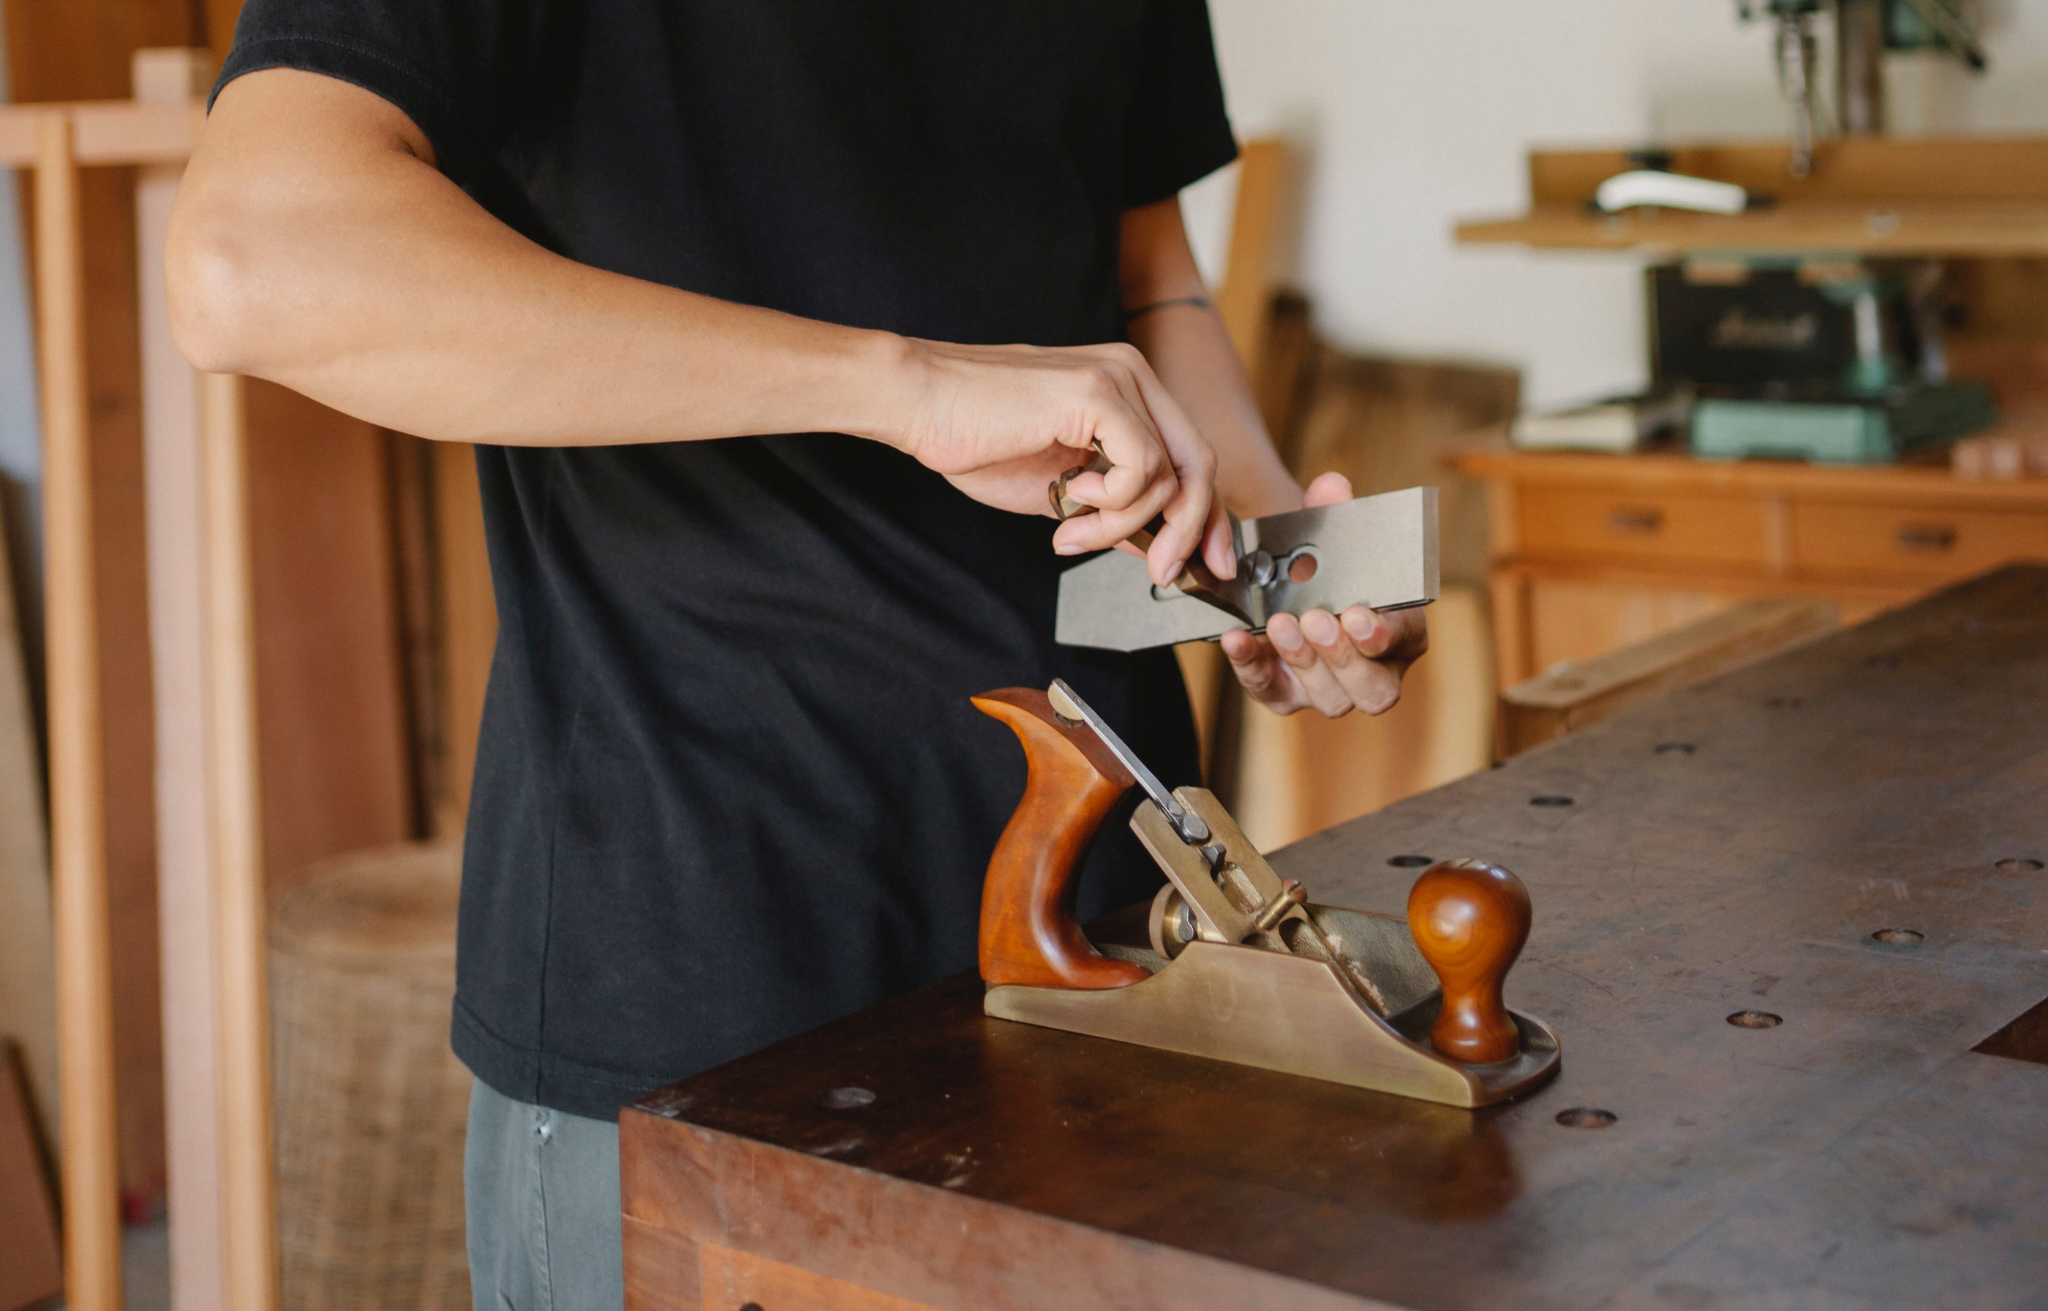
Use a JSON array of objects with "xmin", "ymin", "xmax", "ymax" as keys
[{"xmin": 271, "ymin": 841, "xmax": 470, "ymax": 1311}]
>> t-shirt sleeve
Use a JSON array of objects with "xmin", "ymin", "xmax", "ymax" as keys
[
  {"xmin": 1121, "ymin": 0, "xmax": 1239, "ymax": 210},
  {"xmin": 211, "ymin": 0, "xmax": 539, "ymax": 182}
]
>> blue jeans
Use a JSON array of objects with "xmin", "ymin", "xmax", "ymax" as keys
[{"xmin": 464, "ymin": 1080, "xmax": 625, "ymax": 1311}]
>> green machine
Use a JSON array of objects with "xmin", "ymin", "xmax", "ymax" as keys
[
  {"xmin": 1690, "ymin": 386, "xmax": 1998, "ymax": 465},
  {"xmin": 1653, "ymin": 255, "xmax": 1997, "ymax": 465}
]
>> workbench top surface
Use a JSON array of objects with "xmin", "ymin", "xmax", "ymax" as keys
[{"xmin": 623, "ymin": 566, "xmax": 2048, "ymax": 1311}]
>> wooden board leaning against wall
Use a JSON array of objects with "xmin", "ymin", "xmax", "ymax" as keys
[
  {"xmin": 1220, "ymin": 344, "xmax": 1511, "ymax": 854},
  {"xmin": 3, "ymin": 0, "xmax": 420, "ymax": 1216},
  {"xmin": 1176, "ymin": 140, "xmax": 1511, "ymax": 855}
]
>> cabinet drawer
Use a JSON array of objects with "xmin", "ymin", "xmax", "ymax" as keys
[
  {"xmin": 1792, "ymin": 502, "xmax": 2048, "ymax": 578},
  {"xmin": 1517, "ymin": 487, "xmax": 1771, "ymax": 568}
]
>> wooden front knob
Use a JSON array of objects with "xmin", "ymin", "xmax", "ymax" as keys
[
  {"xmin": 1407, "ymin": 860, "xmax": 1531, "ymax": 1065},
  {"xmin": 971, "ymin": 688, "xmax": 1149, "ymax": 991}
]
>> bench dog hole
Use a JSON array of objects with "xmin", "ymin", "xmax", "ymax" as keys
[
  {"xmin": 1556, "ymin": 1107, "xmax": 1616, "ymax": 1129},
  {"xmin": 1530, "ymin": 795, "xmax": 1574, "ymax": 808},
  {"xmin": 820, "ymin": 1086, "xmax": 877, "ymax": 1111},
  {"xmin": 1871, "ymin": 928, "xmax": 1924, "ymax": 945},
  {"xmin": 1387, "ymin": 854, "xmax": 1433, "ymax": 868},
  {"xmin": 1727, "ymin": 1010, "xmax": 1783, "ymax": 1029},
  {"xmin": 1996, "ymin": 858, "xmax": 2044, "ymax": 872},
  {"xmin": 1654, "ymin": 742, "xmax": 1695, "ymax": 755}
]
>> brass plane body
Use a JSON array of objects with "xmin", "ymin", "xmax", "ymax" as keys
[{"xmin": 984, "ymin": 788, "xmax": 1562, "ymax": 1108}]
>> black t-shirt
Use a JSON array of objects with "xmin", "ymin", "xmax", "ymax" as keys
[{"xmin": 219, "ymin": 0, "xmax": 1238, "ymax": 1118}]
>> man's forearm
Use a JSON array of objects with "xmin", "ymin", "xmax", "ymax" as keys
[
  {"xmin": 1119, "ymin": 200, "xmax": 1301, "ymax": 520},
  {"xmin": 171, "ymin": 69, "xmax": 910, "ymax": 449}
]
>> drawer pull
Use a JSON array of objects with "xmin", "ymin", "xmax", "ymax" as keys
[
  {"xmin": 1605, "ymin": 506, "xmax": 1665, "ymax": 535},
  {"xmin": 1894, "ymin": 523, "xmax": 1957, "ymax": 552}
]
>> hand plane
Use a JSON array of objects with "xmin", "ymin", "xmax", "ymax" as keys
[
  {"xmin": 1047, "ymin": 444, "xmax": 1440, "ymax": 652},
  {"xmin": 970, "ymin": 680, "xmax": 1560, "ymax": 1108}
]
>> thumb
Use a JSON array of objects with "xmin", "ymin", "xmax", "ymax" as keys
[{"xmin": 1302, "ymin": 471, "xmax": 1352, "ymax": 508}]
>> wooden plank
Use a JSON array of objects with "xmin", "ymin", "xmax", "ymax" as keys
[
  {"xmin": 70, "ymin": 101, "xmax": 202, "ymax": 165},
  {"xmin": 1184, "ymin": 139, "xmax": 1303, "ymax": 803},
  {"xmin": 1456, "ymin": 449, "xmax": 2048, "ymax": 510},
  {"xmin": 1525, "ymin": 136, "xmax": 2048, "ymax": 205},
  {"xmin": 244, "ymin": 379, "xmax": 413, "ymax": 887},
  {"xmin": 134, "ymin": 46, "xmax": 226, "ymax": 1311},
  {"xmin": 388, "ymin": 434, "xmax": 442, "ymax": 836},
  {"xmin": 205, "ymin": 0, "xmax": 246, "ymax": 62},
  {"xmin": 0, "ymin": 494, "xmax": 55, "ymax": 1157},
  {"xmin": 199, "ymin": 370, "xmax": 277, "ymax": 1311},
  {"xmin": 433, "ymin": 441, "xmax": 494, "ymax": 827},
  {"xmin": 1465, "ymin": 136, "xmax": 2048, "ymax": 256},
  {"xmin": 1, "ymin": 0, "xmax": 198, "ymax": 107},
  {"xmin": 1214, "ymin": 139, "xmax": 1290, "ymax": 370},
  {"xmin": 1499, "ymin": 594, "xmax": 1839, "ymax": 756},
  {"xmin": 1223, "ymin": 352, "xmax": 1516, "ymax": 848},
  {"xmin": 36, "ymin": 111, "xmax": 123, "ymax": 1311},
  {"xmin": 1456, "ymin": 200, "xmax": 2048, "ymax": 257},
  {"xmin": 1524, "ymin": 575, "xmax": 1754, "ymax": 678},
  {"xmin": 700, "ymin": 1244, "xmax": 942, "ymax": 1311},
  {"xmin": 9, "ymin": 11, "xmax": 205, "ymax": 1224},
  {"xmin": 622, "ymin": 1090, "xmax": 1374, "ymax": 1311},
  {"xmin": 0, "ymin": 103, "xmax": 201, "ymax": 169},
  {"xmin": 1485, "ymin": 569, "xmax": 1532, "ymax": 694},
  {"xmin": 1494, "ymin": 559, "xmax": 1911, "ymax": 628},
  {"xmin": 84, "ymin": 150, "xmax": 171, "ymax": 1238},
  {"xmin": 1948, "ymin": 268, "xmax": 2048, "ymax": 345},
  {"xmin": 0, "ymin": 0, "xmax": 202, "ymax": 168},
  {"xmin": 0, "ymin": 1044, "xmax": 61, "ymax": 1311},
  {"xmin": 1233, "ymin": 585, "xmax": 1495, "ymax": 853},
  {"xmin": 622, "ymin": 1215, "xmax": 701, "ymax": 1311},
  {"xmin": 624, "ymin": 566, "xmax": 2048, "ymax": 1310}
]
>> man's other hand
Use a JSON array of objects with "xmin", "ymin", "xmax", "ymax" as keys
[
  {"xmin": 1220, "ymin": 472, "xmax": 1428, "ymax": 717},
  {"xmin": 890, "ymin": 338, "xmax": 1234, "ymax": 589}
]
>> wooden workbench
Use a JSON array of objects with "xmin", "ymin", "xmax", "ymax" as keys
[{"xmin": 621, "ymin": 566, "xmax": 2048, "ymax": 1311}]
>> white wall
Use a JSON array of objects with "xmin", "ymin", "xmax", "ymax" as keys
[{"xmin": 1189, "ymin": 0, "xmax": 2048, "ymax": 410}]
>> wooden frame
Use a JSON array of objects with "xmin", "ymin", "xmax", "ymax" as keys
[{"xmin": 19, "ymin": 56, "xmax": 274, "ymax": 1311}]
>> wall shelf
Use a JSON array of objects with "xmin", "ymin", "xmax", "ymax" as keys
[{"xmin": 1456, "ymin": 136, "xmax": 2048, "ymax": 257}]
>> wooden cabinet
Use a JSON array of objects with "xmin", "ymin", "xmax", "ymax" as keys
[{"xmin": 1463, "ymin": 450, "xmax": 2048, "ymax": 689}]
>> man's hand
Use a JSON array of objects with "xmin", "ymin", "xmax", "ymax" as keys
[
  {"xmin": 1220, "ymin": 472, "xmax": 1429, "ymax": 717},
  {"xmin": 892, "ymin": 339, "xmax": 1234, "ymax": 589}
]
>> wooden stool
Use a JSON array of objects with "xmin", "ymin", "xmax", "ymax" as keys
[{"xmin": 270, "ymin": 842, "xmax": 469, "ymax": 1311}]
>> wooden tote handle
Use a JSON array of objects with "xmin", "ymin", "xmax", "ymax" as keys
[
  {"xmin": 972, "ymin": 688, "xmax": 1150, "ymax": 990},
  {"xmin": 1407, "ymin": 860, "xmax": 1532, "ymax": 1065}
]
